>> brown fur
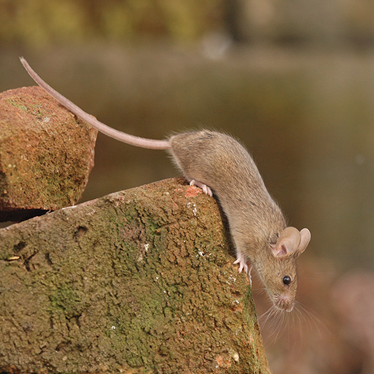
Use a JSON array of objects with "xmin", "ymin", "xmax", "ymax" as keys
[
  {"xmin": 21, "ymin": 59, "xmax": 311, "ymax": 312},
  {"xmin": 170, "ymin": 131, "xmax": 302, "ymax": 311}
]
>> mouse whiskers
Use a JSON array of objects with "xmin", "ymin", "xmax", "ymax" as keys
[
  {"xmin": 252, "ymin": 287, "xmax": 267, "ymax": 297},
  {"xmin": 293, "ymin": 301, "xmax": 326, "ymax": 340},
  {"xmin": 259, "ymin": 305, "xmax": 288, "ymax": 345},
  {"xmin": 258, "ymin": 301, "xmax": 327, "ymax": 347}
]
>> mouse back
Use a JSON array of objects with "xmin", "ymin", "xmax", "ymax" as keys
[{"xmin": 169, "ymin": 130, "xmax": 286, "ymax": 239}]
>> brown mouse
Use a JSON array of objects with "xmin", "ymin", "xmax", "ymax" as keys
[{"xmin": 20, "ymin": 57, "xmax": 311, "ymax": 312}]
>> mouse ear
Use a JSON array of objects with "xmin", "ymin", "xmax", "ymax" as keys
[
  {"xmin": 271, "ymin": 227, "xmax": 301, "ymax": 258},
  {"xmin": 297, "ymin": 228, "xmax": 311, "ymax": 254}
]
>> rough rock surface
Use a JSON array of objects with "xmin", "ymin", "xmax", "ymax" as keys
[
  {"xmin": 0, "ymin": 86, "xmax": 97, "ymax": 222},
  {"xmin": 0, "ymin": 178, "xmax": 271, "ymax": 374}
]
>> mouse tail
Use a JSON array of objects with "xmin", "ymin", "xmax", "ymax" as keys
[{"xmin": 20, "ymin": 57, "xmax": 171, "ymax": 150}]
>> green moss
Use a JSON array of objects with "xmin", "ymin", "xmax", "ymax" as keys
[
  {"xmin": 49, "ymin": 285, "xmax": 85, "ymax": 319},
  {"xmin": 6, "ymin": 99, "xmax": 28, "ymax": 112}
]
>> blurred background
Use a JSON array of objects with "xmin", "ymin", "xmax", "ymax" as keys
[{"xmin": 1, "ymin": 0, "xmax": 374, "ymax": 372}]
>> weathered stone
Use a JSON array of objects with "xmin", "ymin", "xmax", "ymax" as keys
[
  {"xmin": 0, "ymin": 86, "xmax": 97, "ymax": 222},
  {"xmin": 0, "ymin": 178, "xmax": 271, "ymax": 374}
]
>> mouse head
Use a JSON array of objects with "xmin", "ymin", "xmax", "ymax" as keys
[{"xmin": 261, "ymin": 227, "xmax": 311, "ymax": 312}]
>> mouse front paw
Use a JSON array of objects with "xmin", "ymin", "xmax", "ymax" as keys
[{"xmin": 233, "ymin": 253, "xmax": 252, "ymax": 285}]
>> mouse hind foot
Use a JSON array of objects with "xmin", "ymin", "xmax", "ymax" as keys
[{"xmin": 189, "ymin": 180, "xmax": 213, "ymax": 197}]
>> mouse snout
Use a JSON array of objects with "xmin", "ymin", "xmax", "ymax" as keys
[{"xmin": 275, "ymin": 294, "xmax": 294, "ymax": 312}]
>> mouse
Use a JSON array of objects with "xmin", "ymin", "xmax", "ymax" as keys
[{"xmin": 20, "ymin": 57, "xmax": 311, "ymax": 312}]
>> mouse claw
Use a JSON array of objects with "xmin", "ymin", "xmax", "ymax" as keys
[
  {"xmin": 234, "ymin": 254, "xmax": 252, "ymax": 285},
  {"xmin": 189, "ymin": 180, "xmax": 213, "ymax": 197},
  {"xmin": 233, "ymin": 258, "xmax": 247, "ymax": 273}
]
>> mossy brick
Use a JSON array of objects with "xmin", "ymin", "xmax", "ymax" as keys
[
  {"xmin": 0, "ymin": 86, "xmax": 97, "ymax": 221},
  {"xmin": 0, "ymin": 178, "xmax": 271, "ymax": 374}
]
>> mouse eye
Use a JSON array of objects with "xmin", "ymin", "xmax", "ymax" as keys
[{"xmin": 282, "ymin": 276, "xmax": 291, "ymax": 285}]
